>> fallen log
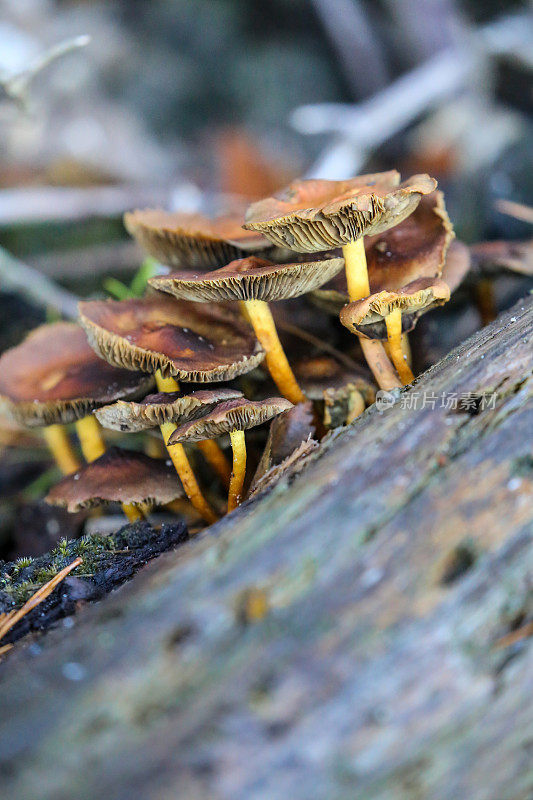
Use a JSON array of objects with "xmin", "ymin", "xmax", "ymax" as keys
[{"xmin": 0, "ymin": 296, "xmax": 531, "ymax": 800}]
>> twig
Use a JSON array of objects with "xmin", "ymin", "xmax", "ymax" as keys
[
  {"xmin": 494, "ymin": 621, "xmax": 533, "ymax": 650},
  {"xmin": 310, "ymin": 0, "xmax": 388, "ymax": 97},
  {"xmin": 0, "ymin": 36, "xmax": 90, "ymax": 108},
  {"xmin": 293, "ymin": 48, "xmax": 474, "ymax": 178},
  {"xmin": 292, "ymin": 12, "xmax": 532, "ymax": 179},
  {"xmin": 495, "ymin": 199, "xmax": 533, "ymax": 225},
  {"xmin": 0, "ymin": 185, "xmax": 171, "ymax": 227},
  {"xmin": 0, "ymin": 245, "xmax": 79, "ymax": 319}
]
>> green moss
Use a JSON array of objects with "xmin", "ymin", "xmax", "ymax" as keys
[
  {"xmin": 0, "ymin": 522, "xmax": 162, "ymax": 609},
  {"xmin": 11, "ymin": 557, "xmax": 33, "ymax": 575}
]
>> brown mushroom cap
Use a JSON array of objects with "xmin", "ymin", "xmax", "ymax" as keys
[
  {"xmin": 95, "ymin": 388, "xmax": 243, "ymax": 432},
  {"xmin": 78, "ymin": 296, "xmax": 264, "ymax": 382},
  {"xmin": 310, "ymin": 190, "xmax": 454, "ymax": 313},
  {"xmin": 167, "ymin": 397, "xmax": 293, "ymax": 444},
  {"xmin": 293, "ymin": 355, "xmax": 375, "ymax": 404},
  {"xmin": 363, "ymin": 190, "xmax": 453, "ymax": 290},
  {"xmin": 339, "ymin": 278, "xmax": 450, "ymax": 339},
  {"xmin": 0, "ymin": 322, "xmax": 154, "ymax": 427},
  {"xmin": 293, "ymin": 355, "xmax": 375, "ymax": 429},
  {"xmin": 46, "ymin": 447, "xmax": 183, "ymax": 512},
  {"xmin": 149, "ymin": 255, "xmax": 345, "ymax": 302},
  {"xmin": 124, "ymin": 209, "xmax": 272, "ymax": 268},
  {"xmin": 244, "ymin": 171, "xmax": 437, "ymax": 252},
  {"xmin": 441, "ymin": 240, "xmax": 471, "ymax": 293}
]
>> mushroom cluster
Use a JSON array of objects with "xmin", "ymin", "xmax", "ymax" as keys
[{"xmin": 1, "ymin": 168, "xmax": 470, "ymax": 532}]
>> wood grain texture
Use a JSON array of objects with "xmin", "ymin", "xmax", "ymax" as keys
[{"xmin": 0, "ymin": 297, "xmax": 532, "ymax": 800}]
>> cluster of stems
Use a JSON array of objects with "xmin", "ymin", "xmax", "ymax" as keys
[{"xmin": 342, "ymin": 238, "xmax": 413, "ymax": 389}]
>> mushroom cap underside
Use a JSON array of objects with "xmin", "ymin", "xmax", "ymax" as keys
[
  {"xmin": 339, "ymin": 278, "xmax": 451, "ymax": 339},
  {"xmin": 244, "ymin": 171, "xmax": 437, "ymax": 251},
  {"xmin": 149, "ymin": 255, "xmax": 345, "ymax": 302},
  {"xmin": 95, "ymin": 387, "xmax": 244, "ymax": 432},
  {"xmin": 124, "ymin": 209, "xmax": 271, "ymax": 268},
  {"xmin": 167, "ymin": 397, "xmax": 293, "ymax": 443}
]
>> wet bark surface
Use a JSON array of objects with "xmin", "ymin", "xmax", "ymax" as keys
[{"xmin": 0, "ymin": 296, "xmax": 531, "ymax": 800}]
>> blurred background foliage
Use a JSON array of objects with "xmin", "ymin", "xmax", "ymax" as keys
[{"xmin": 0, "ymin": 0, "xmax": 530, "ymax": 243}]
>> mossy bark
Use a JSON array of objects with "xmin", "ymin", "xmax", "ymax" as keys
[{"xmin": 0, "ymin": 298, "xmax": 531, "ymax": 800}]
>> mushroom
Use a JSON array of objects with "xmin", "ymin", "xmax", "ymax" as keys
[
  {"xmin": 95, "ymin": 388, "xmax": 244, "ymax": 432},
  {"xmin": 78, "ymin": 295, "xmax": 265, "ymax": 523},
  {"xmin": 149, "ymin": 255, "xmax": 344, "ymax": 404},
  {"xmin": 308, "ymin": 190, "xmax": 454, "ymax": 382},
  {"xmin": 124, "ymin": 209, "xmax": 273, "ymax": 269},
  {"xmin": 167, "ymin": 396, "xmax": 293, "ymax": 512},
  {"xmin": 243, "ymin": 171, "xmax": 437, "ymax": 293},
  {"xmin": 469, "ymin": 239, "xmax": 533, "ymax": 279},
  {"xmin": 340, "ymin": 278, "xmax": 450, "ymax": 383},
  {"xmin": 244, "ymin": 171, "xmax": 437, "ymax": 388},
  {"xmin": 46, "ymin": 447, "xmax": 184, "ymax": 514},
  {"xmin": 95, "ymin": 387, "xmax": 244, "ymax": 488},
  {"xmin": 293, "ymin": 355, "xmax": 375, "ymax": 427},
  {"xmin": 0, "ymin": 321, "xmax": 152, "ymax": 485}
]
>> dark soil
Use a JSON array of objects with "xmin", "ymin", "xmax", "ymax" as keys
[{"xmin": 0, "ymin": 519, "xmax": 188, "ymax": 646}]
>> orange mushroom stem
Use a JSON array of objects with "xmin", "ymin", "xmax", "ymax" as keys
[
  {"xmin": 75, "ymin": 414, "xmax": 143, "ymax": 522},
  {"xmin": 384, "ymin": 309, "xmax": 415, "ymax": 385},
  {"xmin": 244, "ymin": 299, "xmax": 307, "ymax": 404},
  {"xmin": 341, "ymin": 237, "xmax": 402, "ymax": 390},
  {"xmin": 42, "ymin": 424, "xmax": 80, "ymax": 475},
  {"xmin": 343, "ymin": 238, "xmax": 371, "ymax": 301},
  {"xmin": 155, "ymin": 371, "xmax": 219, "ymax": 525},
  {"xmin": 228, "ymin": 429, "xmax": 247, "ymax": 513},
  {"xmin": 358, "ymin": 339, "xmax": 403, "ymax": 391},
  {"xmin": 343, "ymin": 249, "xmax": 401, "ymax": 391}
]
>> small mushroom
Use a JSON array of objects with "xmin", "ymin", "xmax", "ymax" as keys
[
  {"xmin": 340, "ymin": 278, "xmax": 450, "ymax": 383},
  {"xmin": 244, "ymin": 171, "xmax": 437, "ymax": 388},
  {"xmin": 46, "ymin": 447, "xmax": 184, "ymax": 513},
  {"xmin": 293, "ymin": 355, "xmax": 375, "ymax": 427},
  {"xmin": 311, "ymin": 190, "xmax": 454, "ymax": 312},
  {"xmin": 124, "ymin": 209, "xmax": 273, "ymax": 268},
  {"xmin": 149, "ymin": 255, "xmax": 344, "ymax": 404},
  {"xmin": 308, "ymin": 192, "xmax": 455, "ymax": 385},
  {"xmin": 470, "ymin": 239, "xmax": 533, "ymax": 278},
  {"xmin": 167, "ymin": 397, "xmax": 293, "ymax": 512},
  {"xmin": 95, "ymin": 388, "xmax": 243, "ymax": 432},
  {"xmin": 0, "ymin": 322, "xmax": 152, "ymax": 488},
  {"xmin": 95, "ymin": 387, "xmax": 243, "ymax": 489},
  {"xmin": 79, "ymin": 296, "xmax": 265, "ymax": 523}
]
